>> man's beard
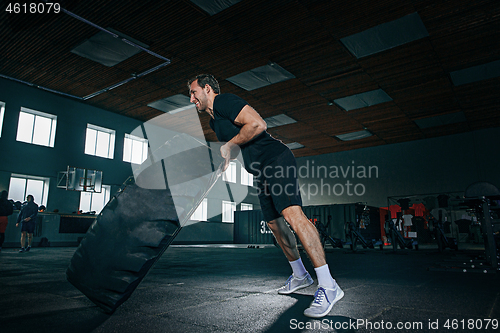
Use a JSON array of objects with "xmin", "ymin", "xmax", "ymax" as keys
[
  {"xmin": 195, "ymin": 97, "xmax": 207, "ymax": 113},
  {"xmin": 195, "ymin": 104, "xmax": 205, "ymax": 114}
]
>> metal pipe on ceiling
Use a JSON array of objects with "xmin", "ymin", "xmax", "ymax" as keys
[
  {"xmin": 0, "ymin": 74, "xmax": 83, "ymax": 100},
  {"xmin": 83, "ymin": 62, "xmax": 172, "ymax": 100},
  {"xmin": 59, "ymin": 6, "xmax": 171, "ymax": 63},
  {"xmin": 9, "ymin": 0, "xmax": 174, "ymax": 101}
]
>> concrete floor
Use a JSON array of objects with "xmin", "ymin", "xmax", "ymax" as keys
[{"xmin": 0, "ymin": 244, "xmax": 499, "ymax": 333}]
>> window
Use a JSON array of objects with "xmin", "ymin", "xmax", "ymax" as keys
[
  {"xmin": 123, "ymin": 133, "xmax": 148, "ymax": 164},
  {"xmin": 222, "ymin": 161, "xmax": 237, "ymax": 183},
  {"xmin": 79, "ymin": 185, "xmax": 111, "ymax": 214},
  {"xmin": 8, "ymin": 174, "xmax": 50, "ymax": 206},
  {"xmin": 241, "ymin": 165, "xmax": 254, "ymax": 186},
  {"xmin": 241, "ymin": 203, "xmax": 253, "ymax": 211},
  {"xmin": 85, "ymin": 124, "xmax": 115, "ymax": 159},
  {"xmin": 222, "ymin": 200, "xmax": 236, "ymax": 223},
  {"xmin": 16, "ymin": 107, "xmax": 57, "ymax": 147},
  {"xmin": 0, "ymin": 101, "xmax": 5, "ymax": 137},
  {"xmin": 191, "ymin": 198, "xmax": 208, "ymax": 221}
]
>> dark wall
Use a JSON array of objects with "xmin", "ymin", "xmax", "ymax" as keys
[
  {"xmin": 0, "ymin": 78, "xmax": 142, "ymax": 213},
  {"xmin": 2, "ymin": 77, "xmax": 499, "ymax": 242},
  {"xmin": 0, "ymin": 77, "xmax": 260, "ymax": 228},
  {"xmin": 296, "ymin": 127, "xmax": 500, "ymax": 208}
]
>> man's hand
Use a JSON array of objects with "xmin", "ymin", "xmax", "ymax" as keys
[
  {"xmin": 16, "ymin": 223, "xmax": 19, "ymax": 227},
  {"xmin": 24, "ymin": 217, "xmax": 31, "ymax": 222},
  {"xmin": 220, "ymin": 142, "xmax": 238, "ymax": 171}
]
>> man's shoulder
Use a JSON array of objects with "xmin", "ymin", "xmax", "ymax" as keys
[
  {"xmin": 215, "ymin": 93, "xmax": 242, "ymax": 103},
  {"xmin": 214, "ymin": 94, "xmax": 247, "ymax": 119}
]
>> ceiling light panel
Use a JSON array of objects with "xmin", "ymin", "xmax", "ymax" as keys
[
  {"xmin": 334, "ymin": 89, "xmax": 392, "ymax": 111},
  {"xmin": 449, "ymin": 60, "xmax": 500, "ymax": 86},
  {"xmin": 335, "ymin": 130, "xmax": 373, "ymax": 141},
  {"xmin": 71, "ymin": 30, "xmax": 148, "ymax": 67},
  {"xmin": 148, "ymin": 94, "xmax": 192, "ymax": 114},
  {"xmin": 414, "ymin": 111, "xmax": 466, "ymax": 129},
  {"xmin": 189, "ymin": 0, "xmax": 242, "ymax": 16},
  {"xmin": 226, "ymin": 62, "xmax": 295, "ymax": 91},
  {"xmin": 264, "ymin": 114, "xmax": 297, "ymax": 128},
  {"xmin": 340, "ymin": 12, "xmax": 429, "ymax": 58},
  {"xmin": 286, "ymin": 142, "xmax": 305, "ymax": 150}
]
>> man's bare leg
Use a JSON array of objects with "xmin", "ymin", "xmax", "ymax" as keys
[
  {"xmin": 281, "ymin": 205, "xmax": 326, "ymax": 268},
  {"xmin": 267, "ymin": 217, "xmax": 300, "ymax": 261},
  {"xmin": 268, "ymin": 216, "xmax": 313, "ymax": 294},
  {"xmin": 26, "ymin": 233, "xmax": 33, "ymax": 251},
  {"xmin": 282, "ymin": 205, "xmax": 344, "ymax": 318},
  {"xmin": 20, "ymin": 231, "xmax": 26, "ymax": 249}
]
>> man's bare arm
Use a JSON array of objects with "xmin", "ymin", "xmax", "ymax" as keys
[{"xmin": 220, "ymin": 105, "xmax": 267, "ymax": 168}]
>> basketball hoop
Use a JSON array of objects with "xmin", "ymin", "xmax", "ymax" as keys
[
  {"xmin": 79, "ymin": 177, "xmax": 95, "ymax": 192},
  {"xmin": 58, "ymin": 166, "xmax": 102, "ymax": 192}
]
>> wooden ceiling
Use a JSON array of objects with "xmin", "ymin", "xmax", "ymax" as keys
[{"xmin": 1, "ymin": 0, "xmax": 499, "ymax": 157}]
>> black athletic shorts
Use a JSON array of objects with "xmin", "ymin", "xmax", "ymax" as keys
[
  {"xmin": 255, "ymin": 149, "xmax": 303, "ymax": 222},
  {"xmin": 21, "ymin": 221, "xmax": 35, "ymax": 234}
]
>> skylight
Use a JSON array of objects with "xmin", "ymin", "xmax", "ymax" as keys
[
  {"xmin": 71, "ymin": 29, "xmax": 148, "ymax": 67},
  {"xmin": 148, "ymin": 94, "xmax": 193, "ymax": 114},
  {"xmin": 189, "ymin": 0, "xmax": 242, "ymax": 16},
  {"xmin": 264, "ymin": 114, "xmax": 297, "ymax": 128},
  {"xmin": 226, "ymin": 62, "xmax": 295, "ymax": 91},
  {"xmin": 286, "ymin": 142, "xmax": 305, "ymax": 150},
  {"xmin": 414, "ymin": 111, "xmax": 466, "ymax": 129},
  {"xmin": 449, "ymin": 59, "xmax": 500, "ymax": 86},
  {"xmin": 335, "ymin": 130, "xmax": 373, "ymax": 141},
  {"xmin": 340, "ymin": 12, "xmax": 429, "ymax": 58},
  {"xmin": 334, "ymin": 89, "xmax": 392, "ymax": 111}
]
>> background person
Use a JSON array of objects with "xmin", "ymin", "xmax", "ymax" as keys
[
  {"xmin": 16, "ymin": 194, "xmax": 38, "ymax": 252},
  {"xmin": 0, "ymin": 190, "xmax": 14, "ymax": 252}
]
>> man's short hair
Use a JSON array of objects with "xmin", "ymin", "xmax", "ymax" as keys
[
  {"xmin": 26, "ymin": 194, "xmax": 34, "ymax": 201},
  {"xmin": 188, "ymin": 74, "xmax": 220, "ymax": 94}
]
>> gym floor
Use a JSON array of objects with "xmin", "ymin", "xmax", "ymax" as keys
[{"xmin": 0, "ymin": 244, "xmax": 498, "ymax": 333}]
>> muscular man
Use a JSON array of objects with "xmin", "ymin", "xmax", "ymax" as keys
[
  {"xmin": 16, "ymin": 194, "xmax": 38, "ymax": 252},
  {"xmin": 188, "ymin": 74, "xmax": 343, "ymax": 318}
]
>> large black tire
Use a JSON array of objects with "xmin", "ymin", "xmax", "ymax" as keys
[
  {"xmin": 66, "ymin": 134, "xmax": 224, "ymax": 314},
  {"xmin": 66, "ymin": 177, "xmax": 182, "ymax": 314}
]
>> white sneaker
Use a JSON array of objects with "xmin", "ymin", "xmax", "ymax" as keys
[
  {"xmin": 303, "ymin": 284, "xmax": 344, "ymax": 318},
  {"xmin": 278, "ymin": 273, "xmax": 314, "ymax": 295}
]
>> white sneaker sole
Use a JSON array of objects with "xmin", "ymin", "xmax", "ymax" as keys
[
  {"xmin": 278, "ymin": 278, "xmax": 314, "ymax": 295},
  {"xmin": 304, "ymin": 288, "xmax": 344, "ymax": 318}
]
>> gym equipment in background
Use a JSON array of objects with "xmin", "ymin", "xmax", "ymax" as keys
[
  {"xmin": 461, "ymin": 182, "xmax": 500, "ymax": 271},
  {"xmin": 429, "ymin": 182, "xmax": 499, "ymax": 273},
  {"xmin": 427, "ymin": 210, "xmax": 458, "ymax": 252},
  {"xmin": 313, "ymin": 215, "xmax": 343, "ymax": 250},
  {"xmin": 345, "ymin": 205, "xmax": 383, "ymax": 252},
  {"xmin": 384, "ymin": 213, "xmax": 418, "ymax": 253}
]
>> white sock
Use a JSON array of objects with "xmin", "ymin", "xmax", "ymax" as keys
[
  {"xmin": 315, "ymin": 264, "xmax": 335, "ymax": 288},
  {"xmin": 289, "ymin": 258, "xmax": 307, "ymax": 278}
]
